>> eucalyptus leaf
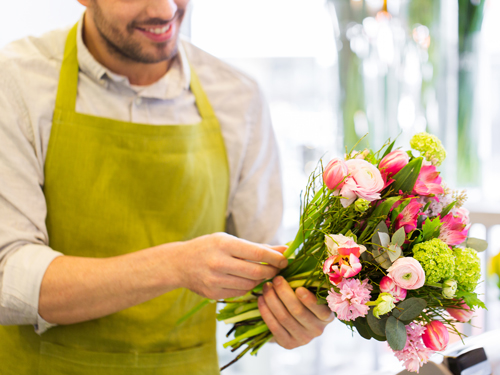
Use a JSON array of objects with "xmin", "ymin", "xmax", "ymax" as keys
[
  {"xmin": 353, "ymin": 318, "xmax": 372, "ymax": 340},
  {"xmin": 385, "ymin": 316, "xmax": 407, "ymax": 351},
  {"xmin": 379, "ymin": 232, "xmax": 390, "ymax": 248},
  {"xmin": 392, "ymin": 227, "xmax": 406, "ymax": 247},
  {"xmin": 391, "ymin": 298, "xmax": 427, "ymax": 321},
  {"xmin": 367, "ymin": 308, "xmax": 388, "ymax": 337},
  {"xmin": 387, "ymin": 244, "xmax": 402, "ymax": 263},
  {"xmin": 372, "ymin": 246, "xmax": 392, "ymax": 269},
  {"xmin": 465, "ymin": 237, "xmax": 488, "ymax": 252}
]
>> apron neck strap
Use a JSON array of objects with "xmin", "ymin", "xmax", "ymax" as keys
[
  {"xmin": 56, "ymin": 22, "xmax": 217, "ymax": 120},
  {"xmin": 55, "ymin": 23, "xmax": 79, "ymax": 111}
]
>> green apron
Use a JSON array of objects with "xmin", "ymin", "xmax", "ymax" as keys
[{"xmin": 0, "ymin": 23, "xmax": 228, "ymax": 374}]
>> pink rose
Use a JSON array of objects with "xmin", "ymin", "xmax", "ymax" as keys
[
  {"xmin": 422, "ymin": 321, "xmax": 449, "ymax": 351},
  {"xmin": 379, "ymin": 150, "xmax": 409, "ymax": 182},
  {"xmin": 387, "ymin": 257, "xmax": 425, "ymax": 290},
  {"xmin": 379, "ymin": 276, "xmax": 407, "ymax": 302},
  {"xmin": 323, "ymin": 158, "xmax": 349, "ymax": 190},
  {"xmin": 345, "ymin": 159, "xmax": 384, "ymax": 202}
]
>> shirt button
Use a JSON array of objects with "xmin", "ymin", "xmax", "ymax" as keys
[{"xmin": 135, "ymin": 97, "xmax": 143, "ymax": 106}]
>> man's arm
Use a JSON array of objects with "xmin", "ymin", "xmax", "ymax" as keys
[{"xmin": 39, "ymin": 233, "xmax": 287, "ymax": 325}]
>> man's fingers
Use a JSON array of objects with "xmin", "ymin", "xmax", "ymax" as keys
[
  {"xmin": 231, "ymin": 241, "xmax": 288, "ymax": 269},
  {"xmin": 295, "ymin": 287, "xmax": 335, "ymax": 322},
  {"xmin": 269, "ymin": 245, "xmax": 288, "ymax": 254},
  {"xmin": 215, "ymin": 274, "xmax": 261, "ymax": 291},
  {"xmin": 225, "ymin": 260, "xmax": 280, "ymax": 281}
]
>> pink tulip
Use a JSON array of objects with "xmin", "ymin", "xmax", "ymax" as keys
[
  {"xmin": 394, "ymin": 200, "xmax": 423, "ymax": 233},
  {"xmin": 379, "ymin": 150, "xmax": 409, "ymax": 181},
  {"xmin": 379, "ymin": 276, "xmax": 407, "ymax": 302},
  {"xmin": 413, "ymin": 164, "xmax": 444, "ymax": 197},
  {"xmin": 422, "ymin": 321, "xmax": 449, "ymax": 351},
  {"xmin": 387, "ymin": 257, "xmax": 425, "ymax": 290},
  {"xmin": 323, "ymin": 253, "xmax": 362, "ymax": 285},
  {"xmin": 324, "ymin": 158, "xmax": 349, "ymax": 190},
  {"xmin": 446, "ymin": 300, "xmax": 474, "ymax": 322}
]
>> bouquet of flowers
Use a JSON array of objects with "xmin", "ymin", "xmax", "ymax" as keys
[{"xmin": 188, "ymin": 132, "xmax": 488, "ymax": 373}]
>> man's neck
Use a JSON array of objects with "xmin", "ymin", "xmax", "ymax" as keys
[{"xmin": 82, "ymin": 14, "xmax": 171, "ymax": 86}]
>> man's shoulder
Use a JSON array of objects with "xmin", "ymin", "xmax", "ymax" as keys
[
  {"xmin": 0, "ymin": 27, "xmax": 69, "ymax": 74},
  {"xmin": 182, "ymin": 39, "xmax": 262, "ymax": 100}
]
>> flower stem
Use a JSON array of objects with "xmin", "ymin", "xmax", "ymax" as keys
[{"xmin": 223, "ymin": 309, "xmax": 261, "ymax": 324}]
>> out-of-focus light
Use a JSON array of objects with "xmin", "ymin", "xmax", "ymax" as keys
[
  {"xmin": 404, "ymin": 48, "xmax": 421, "ymax": 85},
  {"xmin": 398, "ymin": 96, "xmax": 416, "ymax": 130},
  {"xmin": 387, "ymin": 0, "xmax": 401, "ymax": 16},
  {"xmin": 363, "ymin": 59, "xmax": 379, "ymax": 78},
  {"xmin": 363, "ymin": 17, "xmax": 379, "ymax": 40},
  {"xmin": 414, "ymin": 115, "xmax": 427, "ymax": 132},
  {"xmin": 354, "ymin": 110, "xmax": 369, "ymax": 137},
  {"xmin": 412, "ymin": 24, "xmax": 431, "ymax": 49},
  {"xmin": 377, "ymin": 22, "xmax": 394, "ymax": 65},
  {"xmin": 366, "ymin": 0, "xmax": 384, "ymax": 11}
]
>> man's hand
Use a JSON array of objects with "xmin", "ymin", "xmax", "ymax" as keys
[
  {"xmin": 177, "ymin": 233, "xmax": 288, "ymax": 300},
  {"xmin": 258, "ymin": 276, "xmax": 335, "ymax": 349}
]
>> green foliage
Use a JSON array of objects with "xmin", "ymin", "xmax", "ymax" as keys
[
  {"xmin": 465, "ymin": 237, "xmax": 488, "ymax": 252},
  {"xmin": 454, "ymin": 247, "xmax": 481, "ymax": 292},
  {"xmin": 392, "ymin": 298, "xmax": 427, "ymax": 321},
  {"xmin": 440, "ymin": 202, "xmax": 456, "ymax": 218},
  {"xmin": 391, "ymin": 157, "xmax": 423, "ymax": 194},
  {"xmin": 367, "ymin": 308, "xmax": 388, "ymax": 337},
  {"xmin": 386, "ymin": 316, "xmax": 407, "ymax": 351},
  {"xmin": 456, "ymin": 290, "xmax": 486, "ymax": 310},
  {"xmin": 413, "ymin": 238, "xmax": 455, "ymax": 283},
  {"xmin": 421, "ymin": 217, "xmax": 442, "ymax": 242}
]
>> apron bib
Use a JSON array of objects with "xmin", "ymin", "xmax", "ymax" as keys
[{"xmin": 0, "ymin": 23, "xmax": 229, "ymax": 375}]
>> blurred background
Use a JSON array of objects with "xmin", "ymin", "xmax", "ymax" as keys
[{"xmin": 1, "ymin": 0, "xmax": 499, "ymax": 373}]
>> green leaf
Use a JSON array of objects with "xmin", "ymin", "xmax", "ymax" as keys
[
  {"xmin": 385, "ymin": 316, "xmax": 407, "ymax": 351},
  {"xmin": 465, "ymin": 237, "xmax": 488, "ymax": 252},
  {"xmin": 391, "ymin": 298, "xmax": 427, "ymax": 321},
  {"xmin": 367, "ymin": 308, "xmax": 388, "ymax": 337},
  {"xmin": 392, "ymin": 227, "xmax": 406, "ymax": 247},
  {"xmin": 387, "ymin": 244, "xmax": 402, "ymax": 263},
  {"xmin": 353, "ymin": 318, "xmax": 372, "ymax": 340},
  {"xmin": 456, "ymin": 290, "xmax": 487, "ymax": 310},
  {"xmin": 178, "ymin": 298, "xmax": 215, "ymax": 325},
  {"xmin": 440, "ymin": 201, "xmax": 456, "ymax": 218},
  {"xmin": 422, "ymin": 217, "xmax": 442, "ymax": 242},
  {"xmin": 391, "ymin": 157, "xmax": 423, "ymax": 194},
  {"xmin": 381, "ymin": 140, "xmax": 396, "ymax": 160}
]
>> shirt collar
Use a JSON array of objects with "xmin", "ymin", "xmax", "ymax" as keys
[{"xmin": 76, "ymin": 14, "xmax": 191, "ymax": 100}]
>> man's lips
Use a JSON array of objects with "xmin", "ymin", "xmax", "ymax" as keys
[{"xmin": 135, "ymin": 23, "xmax": 174, "ymax": 42}]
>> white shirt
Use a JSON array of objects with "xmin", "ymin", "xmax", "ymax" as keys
[{"xmin": 0, "ymin": 17, "xmax": 283, "ymax": 333}]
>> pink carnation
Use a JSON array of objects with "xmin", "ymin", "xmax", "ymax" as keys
[
  {"xmin": 393, "ymin": 322, "xmax": 434, "ymax": 373},
  {"xmin": 326, "ymin": 278, "xmax": 372, "ymax": 321}
]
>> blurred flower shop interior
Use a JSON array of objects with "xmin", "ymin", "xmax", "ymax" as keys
[{"xmin": 2, "ymin": 0, "xmax": 499, "ymax": 374}]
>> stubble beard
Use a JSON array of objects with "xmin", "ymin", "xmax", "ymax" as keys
[{"xmin": 91, "ymin": 1, "xmax": 182, "ymax": 64}]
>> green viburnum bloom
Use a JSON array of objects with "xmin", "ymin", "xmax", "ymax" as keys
[
  {"xmin": 410, "ymin": 132, "xmax": 447, "ymax": 166},
  {"xmin": 453, "ymin": 247, "xmax": 481, "ymax": 292},
  {"xmin": 412, "ymin": 238, "xmax": 455, "ymax": 284},
  {"xmin": 366, "ymin": 292, "xmax": 396, "ymax": 319},
  {"xmin": 442, "ymin": 279, "xmax": 458, "ymax": 299},
  {"xmin": 354, "ymin": 198, "xmax": 370, "ymax": 213}
]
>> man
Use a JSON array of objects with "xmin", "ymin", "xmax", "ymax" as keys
[{"xmin": 0, "ymin": 0, "xmax": 334, "ymax": 373}]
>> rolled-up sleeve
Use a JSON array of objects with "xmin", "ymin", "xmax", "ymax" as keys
[{"xmin": 0, "ymin": 61, "xmax": 63, "ymax": 331}]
